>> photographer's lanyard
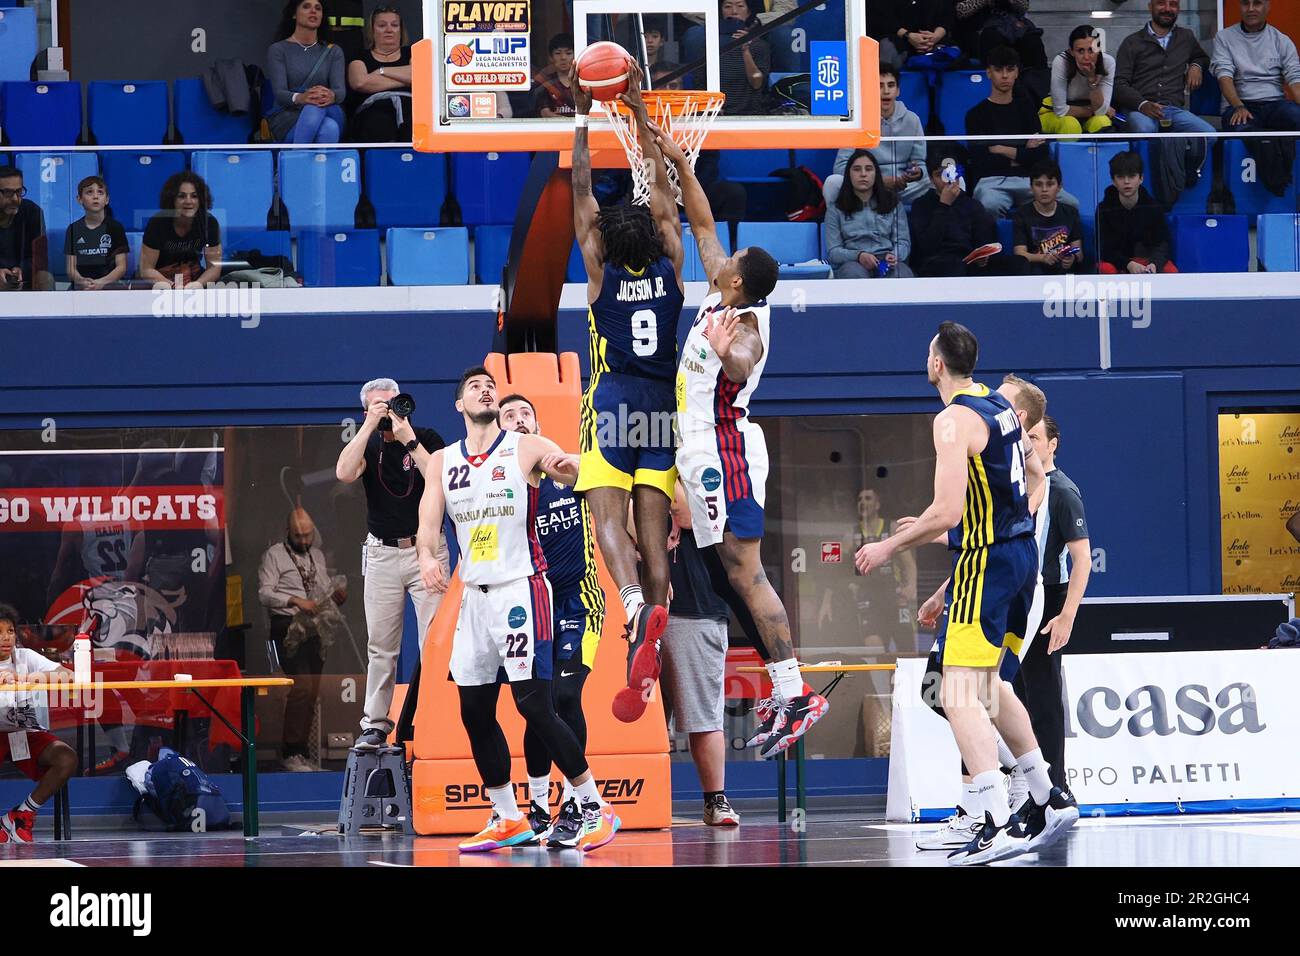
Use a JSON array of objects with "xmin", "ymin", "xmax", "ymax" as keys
[{"xmin": 377, "ymin": 442, "xmax": 416, "ymax": 499}]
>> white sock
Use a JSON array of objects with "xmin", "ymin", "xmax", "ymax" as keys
[
  {"xmin": 574, "ymin": 777, "xmax": 604, "ymax": 808},
  {"xmin": 972, "ymin": 770, "xmax": 1010, "ymax": 828},
  {"xmin": 560, "ymin": 778, "xmax": 576, "ymax": 806},
  {"xmin": 487, "ymin": 783, "xmax": 523, "ymax": 822},
  {"xmin": 620, "ymin": 585, "xmax": 644, "ymax": 624},
  {"xmin": 996, "ymin": 734, "xmax": 1017, "ymax": 773},
  {"xmin": 527, "ymin": 775, "xmax": 550, "ymax": 809},
  {"xmin": 1015, "ymin": 748, "xmax": 1053, "ymax": 804},
  {"xmin": 769, "ymin": 657, "xmax": 804, "ymax": 701},
  {"xmin": 20, "ymin": 794, "xmax": 43, "ymax": 813},
  {"xmin": 958, "ymin": 781, "xmax": 981, "ymax": 818}
]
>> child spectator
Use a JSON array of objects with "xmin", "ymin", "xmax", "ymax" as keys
[
  {"xmin": 1013, "ymin": 160, "xmax": 1086, "ymax": 275},
  {"xmin": 824, "ymin": 149, "xmax": 913, "ymax": 278},
  {"xmin": 139, "ymin": 172, "xmax": 223, "ymax": 289},
  {"xmin": 64, "ymin": 176, "xmax": 128, "ymax": 291},
  {"xmin": 534, "ymin": 33, "xmax": 577, "ymax": 118},
  {"xmin": 0, "ymin": 602, "xmax": 79, "ymax": 844},
  {"xmin": 825, "ymin": 64, "xmax": 930, "ymax": 206},
  {"xmin": 345, "ymin": 5, "xmax": 412, "ymax": 142},
  {"xmin": 1041, "ymin": 25, "xmax": 1115, "ymax": 136},
  {"xmin": 0, "ymin": 165, "xmax": 50, "ymax": 292},
  {"xmin": 643, "ymin": 16, "xmax": 671, "ymax": 69},
  {"xmin": 967, "ymin": 46, "xmax": 1079, "ymax": 219},
  {"xmin": 909, "ymin": 150, "xmax": 1029, "ymax": 277},
  {"xmin": 1096, "ymin": 150, "xmax": 1176, "ymax": 274},
  {"xmin": 266, "ymin": 0, "xmax": 348, "ymax": 143}
]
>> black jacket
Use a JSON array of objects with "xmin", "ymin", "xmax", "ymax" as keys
[
  {"xmin": 1096, "ymin": 184, "xmax": 1171, "ymax": 270},
  {"xmin": 908, "ymin": 189, "xmax": 998, "ymax": 267},
  {"xmin": 1113, "ymin": 24, "xmax": 1210, "ymax": 111}
]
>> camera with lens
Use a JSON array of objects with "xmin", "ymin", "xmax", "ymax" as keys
[{"xmin": 378, "ymin": 392, "xmax": 416, "ymax": 432}]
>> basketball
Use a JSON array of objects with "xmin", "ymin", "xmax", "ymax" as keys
[
  {"xmin": 576, "ymin": 40, "xmax": 631, "ymax": 101},
  {"xmin": 448, "ymin": 43, "xmax": 474, "ymax": 67}
]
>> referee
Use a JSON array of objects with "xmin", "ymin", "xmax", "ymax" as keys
[
  {"xmin": 336, "ymin": 377, "xmax": 449, "ymax": 750},
  {"xmin": 1017, "ymin": 413, "xmax": 1091, "ymax": 792}
]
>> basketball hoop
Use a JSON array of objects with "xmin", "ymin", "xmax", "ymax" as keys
[{"xmin": 602, "ymin": 89, "xmax": 726, "ymax": 206}]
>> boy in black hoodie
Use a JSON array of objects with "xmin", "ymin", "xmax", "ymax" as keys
[
  {"xmin": 909, "ymin": 149, "xmax": 1028, "ymax": 277},
  {"xmin": 1096, "ymin": 150, "xmax": 1177, "ymax": 274}
]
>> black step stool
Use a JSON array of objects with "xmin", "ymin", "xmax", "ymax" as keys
[{"xmin": 337, "ymin": 745, "xmax": 413, "ymax": 836}]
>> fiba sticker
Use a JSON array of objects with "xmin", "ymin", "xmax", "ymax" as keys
[
  {"xmin": 701, "ymin": 468, "xmax": 722, "ymax": 492},
  {"xmin": 508, "ymin": 606, "xmax": 527, "ymax": 628},
  {"xmin": 447, "ymin": 94, "xmax": 471, "ymax": 118}
]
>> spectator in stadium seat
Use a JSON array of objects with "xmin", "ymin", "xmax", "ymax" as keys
[
  {"xmin": 138, "ymin": 172, "xmax": 223, "ymax": 289},
  {"xmin": 1113, "ymin": 1, "xmax": 1213, "ymax": 136},
  {"xmin": 824, "ymin": 64, "xmax": 930, "ymax": 207},
  {"xmin": 643, "ymin": 16, "xmax": 672, "ymax": 71},
  {"xmin": 967, "ymin": 47, "xmax": 1079, "ymax": 220},
  {"xmin": 682, "ymin": 2, "xmax": 799, "ymax": 83},
  {"xmin": 534, "ymin": 33, "xmax": 577, "ymax": 118},
  {"xmin": 955, "ymin": 0, "xmax": 1047, "ymax": 70},
  {"xmin": 1013, "ymin": 160, "xmax": 1087, "ymax": 275},
  {"xmin": 65, "ymin": 176, "xmax": 128, "ymax": 291},
  {"xmin": 879, "ymin": 0, "xmax": 962, "ymax": 70},
  {"xmin": 909, "ymin": 150, "xmax": 1029, "ymax": 277},
  {"xmin": 0, "ymin": 165, "xmax": 51, "ymax": 292},
  {"xmin": 345, "ymin": 5, "xmax": 412, "ymax": 142},
  {"xmin": 1212, "ymin": 0, "xmax": 1300, "ymax": 133},
  {"xmin": 1096, "ymin": 150, "xmax": 1177, "ymax": 274},
  {"xmin": 824, "ymin": 149, "xmax": 913, "ymax": 278},
  {"xmin": 266, "ymin": 0, "xmax": 348, "ymax": 144},
  {"xmin": 718, "ymin": 0, "xmax": 771, "ymax": 116},
  {"xmin": 1041, "ymin": 25, "xmax": 1115, "ymax": 137}
]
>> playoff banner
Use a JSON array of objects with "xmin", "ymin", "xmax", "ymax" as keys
[
  {"xmin": 0, "ymin": 448, "xmax": 226, "ymax": 661},
  {"xmin": 888, "ymin": 649, "xmax": 1300, "ymax": 821}
]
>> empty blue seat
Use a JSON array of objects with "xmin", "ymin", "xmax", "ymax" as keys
[
  {"xmin": 1, "ymin": 81, "xmax": 81, "ymax": 146},
  {"xmin": 173, "ymin": 77, "xmax": 253, "ymax": 145},
  {"xmin": 14, "ymin": 152, "xmax": 99, "ymax": 246},
  {"xmin": 125, "ymin": 230, "xmax": 143, "ymax": 277},
  {"xmin": 793, "ymin": 149, "xmax": 839, "ymax": 184},
  {"xmin": 190, "ymin": 150, "xmax": 273, "ymax": 231},
  {"xmin": 996, "ymin": 217, "xmax": 1014, "ymax": 252},
  {"xmin": 474, "ymin": 223, "xmax": 513, "ymax": 285},
  {"xmin": 737, "ymin": 221, "xmax": 827, "ymax": 276},
  {"xmin": 88, "ymin": 81, "xmax": 169, "ymax": 146},
  {"xmin": 386, "ymin": 227, "xmax": 470, "ymax": 285},
  {"xmin": 681, "ymin": 222, "xmax": 732, "ymax": 282},
  {"xmin": 935, "ymin": 70, "xmax": 989, "ymax": 136},
  {"xmin": 364, "ymin": 149, "xmax": 446, "ymax": 229},
  {"xmin": 1168, "ymin": 214, "xmax": 1248, "ymax": 272},
  {"xmin": 898, "ymin": 71, "xmax": 931, "ymax": 129},
  {"xmin": 1056, "ymin": 141, "xmax": 1130, "ymax": 225},
  {"xmin": 298, "ymin": 229, "xmax": 380, "ymax": 287},
  {"xmin": 1255, "ymin": 213, "xmax": 1299, "ymax": 271},
  {"xmin": 719, "ymin": 149, "xmax": 787, "ymax": 183},
  {"xmin": 452, "ymin": 152, "xmax": 531, "ymax": 226},
  {"xmin": 278, "ymin": 149, "xmax": 361, "ymax": 234},
  {"xmin": 222, "ymin": 228, "xmax": 292, "ymax": 263},
  {"xmin": 1188, "ymin": 82, "xmax": 1221, "ymax": 117},
  {"xmin": 0, "ymin": 5, "xmax": 37, "ymax": 83},
  {"xmin": 100, "ymin": 151, "xmax": 186, "ymax": 231}
]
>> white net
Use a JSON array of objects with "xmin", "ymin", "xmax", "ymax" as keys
[{"xmin": 601, "ymin": 90, "xmax": 726, "ymax": 206}]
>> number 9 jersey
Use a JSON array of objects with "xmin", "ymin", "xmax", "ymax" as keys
[{"xmin": 586, "ymin": 256, "xmax": 684, "ymax": 382}]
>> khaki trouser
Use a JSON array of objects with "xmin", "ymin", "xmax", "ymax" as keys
[{"xmin": 360, "ymin": 534, "xmax": 449, "ymax": 733}]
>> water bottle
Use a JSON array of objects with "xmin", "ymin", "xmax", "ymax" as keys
[{"xmin": 73, "ymin": 637, "xmax": 92, "ymax": 683}]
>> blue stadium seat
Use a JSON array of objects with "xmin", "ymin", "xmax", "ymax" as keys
[
  {"xmin": 14, "ymin": 152, "xmax": 99, "ymax": 249},
  {"xmin": 800, "ymin": 0, "xmax": 846, "ymax": 41},
  {"xmin": 1, "ymin": 81, "xmax": 81, "ymax": 146},
  {"xmin": 364, "ymin": 149, "xmax": 446, "ymax": 229},
  {"xmin": 190, "ymin": 150, "xmax": 273, "ymax": 231},
  {"xmin": 1056, "ymin": 142, "xmax": 1130, "ymax": 225},
  {"xmin": 719, "ymin": 149, "xmax": 787, "ymax": 183},
  {"xmin": 1168, "ymin": 214, "xmax": 1249, "ymax": 272},
  {"xmin": 452, "ymin": 152, "xmax": 531, "ymax": 225},
  {"xmin": 1133, "ymin": 140, "xmax": 1214, "ymax": 215},
  {"xmin": 1255, "ymin": 213, "xmax": 1299, "ymax": 271},
  {"xmin": 1188, "ymin": 82, "xmax": 1221, "ymax": 118},
  {"xmin": 681, "ymin": 223, "xmax": 732, "ymax": 282},
  {"xmin": 100, "ymin": 151, "xmax": 186, "ymax": 231},
  {"xmin": 298, "ymin": 229, "xmax": 381, "ymax": 287},
  {"xmin": 173, "ymin": 77, "xmax": 253, "ymax": 145},
  {"xmin": 1218, "ymin": 137, "xmax": 1298, "ymax": 220},
  {"xmin": 567, "ymin": 240, "xmax": 586, "ymax": 283},
  {"xmin": 996, "ymin": 217, "xmax": 1014, "ymax": 252},
  {"xmin": 125, "ymin": 230, "xmax": 143, "ymax": 277},
  {"xmin": 474, "ymin": 223, "xmax": 513, "ymax": 285},
  {"xmin": 0, "ymin": 5, "xmax": 37, "ymax": 83},
  {"xmin": 935, "ymin": 70, "xmax": 989, "ymax": 136},
  {"xmin": 737, "ymin": 221, "xmax": 827, "ymax": 278},
  {"xmin": 222, "ymin": 228, "xmax": 292, "ymax": 263},
  {"xmin": 898, "ymin": 71, "xmax": 931, "ymax": 129},
  {"xmin": 278, "ymin": 149, "xmax": 361, "ymax": 234},
  {"xmin": 793, "ymin": 149, "xmax": 839, "ymax": 184},
  {"xmin": 386, "ymin": 227, "xmax": 470, "ymax": 285},
  {"xmin": 87, "ymin": 81, "xmax": 169, "ymax": 146}
]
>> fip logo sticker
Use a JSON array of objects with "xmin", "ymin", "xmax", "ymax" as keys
[{"xmin": 810, "ymin": 41, "xmax": 849, "ymax": 116}]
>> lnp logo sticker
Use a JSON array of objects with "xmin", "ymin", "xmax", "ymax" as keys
[
  {"xmin": 508, "ymin": 606, "xmax": 527, "ymax": 628},
  {"xmin": 701, "ymin": 467, "xmax": 723, "ymax": 492}
]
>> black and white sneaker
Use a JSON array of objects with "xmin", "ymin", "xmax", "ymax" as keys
[
  {"xmin": 757, "ymin": 691, "xmax": 829, "ymax": 759},
  {"xmin": 546, "ymin": 798, "xmax": 582, "ymax": 850},
  {"xmin": 1016, "ymin": 787, "xmax": 1079, "ymax": 853},
  {"xmin": 353, "ymin": 728, "xmax": 387, "ymax": 751},
  {"xmin": 947, "ymin": 813, "xmax": 1031, "ymax": 866},
  {"xmin": 916, "ymin": 807, "xmax": 982, "ymax": 850},
  {"xmin": 527, "ymin": 800, "xmax": 553, "ymax": 841}
]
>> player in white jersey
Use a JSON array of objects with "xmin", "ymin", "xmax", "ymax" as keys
[
  {"xmin": 415, "ymin": 366, "xmax": 618, "ymax": 854},
  {"xmin": 652, "ymin": 126, "xmax": 828, "ymax": 760}
]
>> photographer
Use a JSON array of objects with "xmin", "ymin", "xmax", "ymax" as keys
[{"xmin": 335, "ymin": 378, "xmax": 448, "ymax": 750}]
